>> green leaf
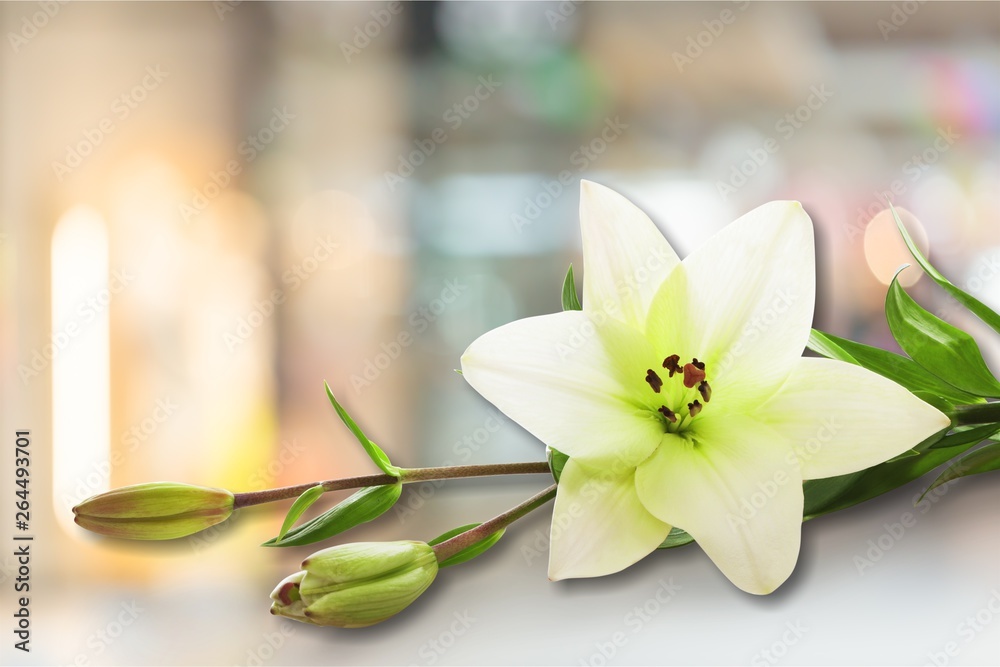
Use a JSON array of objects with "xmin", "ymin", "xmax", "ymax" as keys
[
  {"xmin": 885, "ymin": 275, "xmax": 1000, "ymax": 398},
  {"xmin": 802, "ymin": 425, "xmax": 978, "ymax": 519},
  {"xmin": 324, "ymin": 382, "xmax": 401, "ymax": 477},
  {"xmin": 922, "ymin": 442, "xmax": 1000, "ymax": 498},
  {"xmin": 547, "ymin": 446, "xmax": 569, "ymax": 483},
  {"xmin": 276, "ymin": 485, "xmax": 325, "ymax": 542},
  {"xmin": 657, "ymin": 526, "xmax": 694, "ymax": 550},
  {"xmin": 808, "ymin": 329, "xmax": 982, "ymax": 406},
  {"xmin": 561, "ymin": 264, "xmax": 582, "ymax": 311},
  {"xmin": 928, "ymin": 423, "xmax": 1000, "ymax": 449},
  {"xmin": 263, "ymin": 484, "xmax": 401, "ymax": 547},
  {"xmin": 802, "ymin": 472, "xmax": 864, "ymax": 518},
  {"xmin": 890, "ymin": 203, "xmax": 1000, "ymax": 336},
  {"xmin": 886, "ymin": 448, "xmax": 920, "ymax": 462},
  {"xmin": 910, "ymin": 391, "xmax": 958, "ymax": 415},
  {"xmin": 427, "ymin": 523, "xmax": 505, "ymax": 568}
]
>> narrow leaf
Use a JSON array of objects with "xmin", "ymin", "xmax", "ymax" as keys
[
  {"xmin": 891, "ymin": 203, "xmax": 1000, "ymax": 336},
  {"xmin": 922, "ymin": 442, "xmax": 1000, "ymax": 498},
  {"xmin": 263, "ymin": 484, "xmax": 401, "ymax": 547},
  {"xmin": 428, "ymin": 523, "xmax": 481, "ymax": 546},
  {"xmin": 561, "ymin": 264, "xmax": 582, "ymax": 311},
  {"xmin": 277, "ymin": 485, "xmax": 325, "ymax": 542},
  {"xmin": 808, "ymin": 329, "xmax": 982, "ymax": 405},
  {"xmin": 547, "ymin": 446, "xmax": 569, "ymax": 483},
  {"xmin": 886, "ymin": 449, "xmax": 920, "ymax": 462},
  {"xmin": 657, "ymin": 526, "xmax": 694, "ymax": 550},
  {"xmin": 803, "ymin": 425, "xmax": 977, "ymax": 520},
  {"xmin": 324, "ymin": 382, "xmax": 401, "ymax": 477},
  {"xmin": 885, "ymin": 275, "xmax": 1000, "ymax": 398},
  {"xmin": 428, "ymin": 523, "xmax": 505, "ymax": 568},
  {"xmin": 928, "ymin": 423, "xmax": 1000, "ymax": 450}
]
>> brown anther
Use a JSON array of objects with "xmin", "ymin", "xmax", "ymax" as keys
[
  {"xmin": 645, "ymin": 369, "xmax": 663, "ymax": 393},
  {"xmin": 698, "ymin": 380, "xmax": 712, "ymax": 403},
  {"xmin": 658, "ymin": 406, "xmax": 678, "ymax": 423},
  {"xmin": 682, "ymin": 363, "xmax": 707, "ymax": 389},
  {"xmin": 687, "ymin": 400, "xmax": 703, "ymax": 418},
  {"xmin": 662, "ymin": 354, "xmax": 682, "ymax": 377},
  {"xmin": 691, "ymin": 358, "xmax": 706, "ymax": 371}
]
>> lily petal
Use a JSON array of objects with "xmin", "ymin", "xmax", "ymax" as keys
[
  {"xmin": 549, "ymin": 458, "xmax": 671, "ymax": 580},
  {"xmin": 648, "ymin": 201, "xmax": 815, "ymax": 411},
  {"xmin": 462, "ymin": 310, "xmax": 665, "ymax": 467},
  {"xmin": 757, "ymin": 357, "xmax": 951, "ymax": 479},
  {"xmin": 580, "ymin": 180, "xmax": 680, "ymax": 330},
  {"xmin": 635, "ymin": 422, "xmax": 803, "ymax": 594}
]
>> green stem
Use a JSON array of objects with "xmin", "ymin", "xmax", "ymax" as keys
[
  {"xmin": 431, "ymin": 484, "xmax": 557, "ymax": 562},
  {"xmin": 232, "ymin": 461, "xmax": 551, "ymax": 509},
  {"xmin": 951, "ymin": 402, "xmax": 1000, "ymax": 426}
]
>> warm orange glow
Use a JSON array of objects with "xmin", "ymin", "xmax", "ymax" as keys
[{"xmin": 864, "ymin": 207, "xmax": 930, "ymax": 287}]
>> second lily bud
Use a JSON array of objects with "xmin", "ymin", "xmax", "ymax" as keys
[{"xmin": 270, "ymin": 541, "xmax": 439, "ymax": 628}]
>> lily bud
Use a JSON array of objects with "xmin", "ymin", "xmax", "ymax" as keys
[
  {"xmin": 270, "ymin": 541, "xmax": 438, "ymax": 628},
  {"xmin": 73, "ymin": 482, "xmax": 234, "ymax": 540}
]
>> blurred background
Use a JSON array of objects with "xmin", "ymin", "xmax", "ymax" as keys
[{"xmin": 1, "ymin": 2, "xmax": 998, "ymax": 665}]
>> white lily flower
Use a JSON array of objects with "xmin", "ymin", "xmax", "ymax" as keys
[{"xmin": 461, "ymin": 181, "xmax": 950, "ymax": 594}]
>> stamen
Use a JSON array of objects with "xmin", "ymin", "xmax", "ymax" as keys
[
  {"xmin": 645, "ymin": 369, "xmax": 663, "ymax": 393},
  {"xmin": 662, "ymin": 354, "xmax": 681, "ymax": 377},
  {"xmin": 687, "ymin": 400, "xmax": 703, "ymax": 418},
  {"xmin": 658, "ymin": 406, "xmax": 678, "ymax": 423},
  {"xmin": 698, "ymin": 380, "xmax": 712, "ymax": 403},
  {"xmin": 692, "ymin": 358, "xmax": 705, "ymax": 370},
  {"xmin": 683, "ymin": 363, "xmax": 706, "ymax": 388}
]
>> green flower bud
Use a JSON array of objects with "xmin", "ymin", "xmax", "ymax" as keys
[
  {"xmin": 73, "ymin": 482, "xmax": 234, "ymax": 540},
  {"xmin": 270, "ymin": 541, "xmax": 438, "ymax": 628}
]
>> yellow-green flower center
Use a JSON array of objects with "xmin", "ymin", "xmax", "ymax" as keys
[{"xmin": 643, "ymin": 354, "xmax": 712, "ymax": 433}]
